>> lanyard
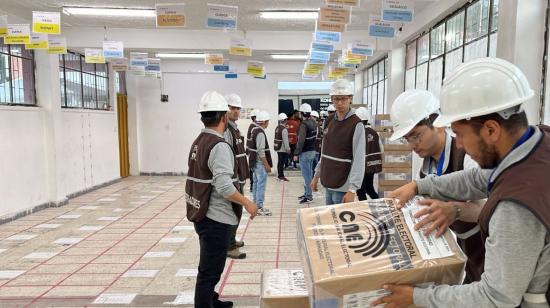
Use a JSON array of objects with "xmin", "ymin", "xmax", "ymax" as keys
[
  {"xmin": 429, "ymin": 145, "xmax": 446, "ymax": 176},
  {"xmin": 487, "ymin": 126, "xmax": 534, "ymax": 193}
]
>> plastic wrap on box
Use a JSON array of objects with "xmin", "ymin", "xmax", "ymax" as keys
[
  {"xmin": 383, "ymin": 151, "xmax": 412, "ymax": 168},
  {"xmin": 297, "ymin": 197, "xmax": 466, "ymax": 308},
  {"xmin": 261, "ymin": 269, "xmax": 310, "ymax": 308}
]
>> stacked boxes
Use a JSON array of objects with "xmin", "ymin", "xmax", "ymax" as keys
[
  {"xmin": 297, "ymin": 198, "xmax": 467, "ymax": 308},
  {"xmin": 260, "ymin": 269, "xmax": 310, "ymax": 308},
  {"xmin": 375, "ymin": 114, "xmax": 413, "ymax": 197}
]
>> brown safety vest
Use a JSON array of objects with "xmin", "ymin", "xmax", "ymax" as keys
[
  {"xmin": 248, "ymin": 127, "xmax": 273, "ymax": 168},
  {"xmin": 364, "ymin": 124, "xmax": 383, "ymax": 174},
  {"xmin": 419, "ymin": 136, "xmax": 484, "ymax": 282},
  {"xmin": 299, "ymin": 118, "xmax": 318, "ymax": 153},
  {"xmin": 315, "ymin": 120, "xmax": 323, "ymax": 153},
  {"xmin": 185, "ymin": 132, "xmax": 241, "ymax": 223},
  {"xmin": 320, "ymin": 112, "xmax": 361, "ymax": 189},
  {"xmin": 246, "ymin": 123, "xmax": 258, "ymax": 156},
  {"xmin": 227, "ymin": 124, "xmax": 249, "ymax": 186},
  {"xmin": 478, "ymin": 125, "xmax": 550, "ymax": 301},
  {"xmin": 274, "ymin": 124, "xmax": 286, "ymax": 151}
]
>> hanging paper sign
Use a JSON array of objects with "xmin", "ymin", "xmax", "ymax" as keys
[
  {"xmin": 349, "ymin": 41, "xmax": 374, "ymax": 56},
  {"xmin": 345, "ymin": 50, "xmax": 366, "ymax": 61},
  {"xmin": 85, "ymin": 48, "xmax": 106, "ymax": 64},
  {"xmin": 130, "ymin": 52, "xmax": 149, "ymax": 67},
  {"xmin": 308, "ymin": 58, "xmax": 329, "ymax": 64},
  {"xmin": 311, "ymin": 41, "xmax": 334, "ymax": 53},
  {"xmin": 229, "ymin": 38, "xmax": 252, "ymax": 56},
  {"xmin": 309, "ymin": 51, "xmax": 331, "ymax": 62},
  {"xmin": 316, "ymin": 19, "xmax": 346, "ymax": 33},
  {"xmin": 207, "ymin": 4, "xmax": 238, "ymax": 29},
  {"xmin": 47, "ymin": 36, "xmax": 67, "ymax": 54},
  {"xmin": 145, "ymin": 58, "xmax": 161, "ymax": 74},
  {"xmin": 103, "ymin": 41, "xmax": 124, "ymax": 58},
  {"xmin": 382, "ymin": 0, "xmax": 413, "ymax": 22},
  {"xmin": 225, "ymin": 73, "xmax": 238, "ymax": 79},
  {"xmin": 305, "ymin": 63, "xmax": 325, "ymax": 70},
  {"xmin": 214, "ymin": 65, "xmax": 229, "ymax": 72},
  {"xmin": 132, "ymin": 66, "xmax": 146, "ymax": 76},
  {"xmin": 369, "ymin": 15, "xmax": 395, "ymax": 38},
  {"xmin": 25, "ymin": 33, "xmax": 48, "ymax": 49},
  {"xmin": 4, "ymin": 24, "xmax": 30, "ymax": 44},
  {"xmin": 247, "ymin": 61, "xmax": 265, "ymax": 77},
  {"xmin": 319, "ymin": 5, "xmax": 351, "ymax": 24},
  {"xmin": 326, "ymin": 0, "xmax": 360, "ymax": 7},
  {"xmin": 156, "ymin": 4, "xmax": 186, "ymax": 27},
  {"xmin": 110, "ymin": 58, "xmax": 129, "ymax": 71},
  {"xmin": 0, "ymin": 16, "xmax": 7, "ymax": 37},
  {"xmin": 303, "ymin": 68, "xmax": 322, "ymax": 76},
  {"xmin": 205, "ymin": 53, "xmax": 224, "ymax": 65},
  {"xmin": 314, "ymin": 31, "xmax": 341, "ymax": 43},
  {"xmin": 32, "ymin": 11, "xmax": 61, "ymax": 34}
]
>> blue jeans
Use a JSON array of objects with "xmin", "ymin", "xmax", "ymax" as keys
[
  {"xmin": 299, "ymin": 151, "xmax": 316, "ymax": 199},
  {"xmin": 253, "ymin": 161, "xmax": 267, "ymax": 208},
  {"xmin": 325, "ymin": 189, "xmax": 346, "ymax": 205}
]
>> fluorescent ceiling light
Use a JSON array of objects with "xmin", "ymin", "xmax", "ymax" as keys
[
  {"xmin": 156, "ymin": 53, "xmax": 205, "ymax": 59},
  {"xmin": 260, "ymin": 11, "xmax": 318, "ymax": 20},
  {"xmin": 271, "ymin": 54, "xmax": 309, "ymax": 60},
  {"xmin": 63, "ymin": 7, "xmax": 156, "ymax": 17}
]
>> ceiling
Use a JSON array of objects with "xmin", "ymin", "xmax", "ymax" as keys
[{"xmin": 0, "ymin": 0, "xmax": 430, "ymax": 31}]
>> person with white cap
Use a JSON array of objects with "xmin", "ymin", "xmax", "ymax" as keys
[
  {"xmin": 274, "ymin": 113, "xmax": 291, "ymax": 181},
  {"xmin": 248, "ymin": 110, "xmax": 273, "ymax": 216},
  {"xmin": 185, "ymin": 91, "xmax": 257, "ymax": 308},
  {"xmin": 311, "ymin": 79, "xmax": 366, "ymax": 205},
  {"xmin": 246, "ymin": 109, "xmax": 261, "ymax": 192},
  {"xmin": 355, "ymin": 107, "xmax": 382, "ymax": 201},
  {"xmin": 223, "ymin": 94, "xmax": 249, "ymax": 260},
  {"xmin": 375, "ymin": 58, "xmax": 550, "ymax": 308},
  {"xmin": 294, "ymin": 103, "xmax": 319, "ymax": 204},
  {"xmin": 388, "ymin": 89, "xmax": 484, "ymax": 283}
]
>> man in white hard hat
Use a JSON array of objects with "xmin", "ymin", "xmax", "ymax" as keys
[
  {"xmin": 223, "ymin": 94, "xmax": 249, "ymax": 260},
  {"xmin": 311, "ymin": 110, "xmax": 322, "ymax": 174},
  {"xmin": 375, "ymin": 58, "xmax": 550, "ymax": 308},
  {"xmin": 389, "ymin": 89, "xmax": 485, "ymax": 283},
  {"xmin": 274, "ymin": 113, "xmax": 291, "ymax": 181},
  {"xmin": 185, "ymin": 91, "xmax": 257, "ymax": 308},
  {"xmin": 294, "ymin": 103, "xmax": 319, "ymax": 204},
  {"xmin": 311, "ymin": 79, "xmax": 366, "ymax": 205},
  {"xmin": 355, "ymin": 107, "xmax": 382, "ymax": 200},
  {"xmin": 248, "ymin": 111, "xmax": 273, "ymax": 216},
  {"xmin": 246, "ymin": 109, "xmax": 261, "ymax": 192}
]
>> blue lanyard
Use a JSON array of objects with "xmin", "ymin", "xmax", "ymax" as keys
[
  {"xmin": 487, "ymin": 126, "xmax": 534, "ymax": 193},
  {"xmin": 429, "ymin": 145, "xmax": 446, "ymax": 176}
]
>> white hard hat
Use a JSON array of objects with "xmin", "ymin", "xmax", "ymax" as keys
[
  {"xmin": 389, "ymin": 90, "xmax": 440, "ymax": 141},
  {"xmin": 299, "ymin": 103, "xmax": 312, "ymax": 113},
  {"xmin": 256, "ymin": 110, "xmax": 271, "ymax": 122},
  {"xmin": 250, "ymin": 109, "xmax": 260, "ymax": 118},
  {"xmin": 327, "ymin": 104, "xmax": 336, "ymax": 112},
  {"xmin": 198, "ymin": 91, "xmax": 229, "ymax": 113},
  {"xmin": 311, "ymin": 111, "xmax": 319, "ymax": 118},
  {"xmin": 320, "ymin": 110, "xmax": 328, "ymax": 117},
  {"xmin": 225, "ymin": 93, "xmax": 243, "ymax": 108},
  {"xmin": 278, "ymin": 113, "xmax": 288, "ymax": 121},
  {"xmin": 434, "ymin": 57, "xmax": 534, "ymax": 127},
  {"xmin": 330, "ymin": 79, "xmax": 354, "ymax": 96},
  {"xmin": 355, "ymin": 106, "xmax": 370, "ymax": 121}
]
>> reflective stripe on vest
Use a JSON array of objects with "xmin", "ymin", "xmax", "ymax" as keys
[
  {"xmin": 186, "ymin": 176, "xmax": 213, "ymax": 184},
  {"xmin": 236, "ymin": 153, "xmax": 247, "ymax": 158},
  {"xmin": 455, "ymin": 225, "xmax": 480, "ymax": 240},
  {"xmin": 366, "ymin": 152, "xmax": 382, "ymax": 157},
  {"xmin": 322, "ymin": 154, "xmax": 352, "ymax": 163}
]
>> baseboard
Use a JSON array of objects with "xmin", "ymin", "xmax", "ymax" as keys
[
  {"xmin": 139, "ymin": 172, "xmax": 186, "ymax": 176},
  {"xmin": 0, "ymin": 177, "xmax": 121, "ymax": 226}
]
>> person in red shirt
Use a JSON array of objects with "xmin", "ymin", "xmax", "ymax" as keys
[{"xmin": 286, "ymin": 110, "xmax": 301, "ymax": 169}]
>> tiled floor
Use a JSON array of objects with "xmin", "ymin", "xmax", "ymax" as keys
[{"xmin": 0, "ymin": 171, "xmax": 321, "ymax": 307}]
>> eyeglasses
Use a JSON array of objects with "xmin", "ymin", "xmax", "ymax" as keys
[
  {"xmin": 331, "ymin": 96, "xmax": 351, "ymax": 102},
  {"xmin": 404, "ymin": 127, "xmax": 428, "ymax": 144}
]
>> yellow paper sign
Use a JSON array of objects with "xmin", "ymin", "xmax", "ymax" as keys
[
  {"xmin": 320, "ymin": 5, "xmax": 351, "ymax": 24},
  {"xmin": 326, "ymin": 0, "xmax": 360, "ymax": 6},
  {"xmin": 316, "ymin": 20, "xmax": 346, "ymax": 33},
  {"xmin": 47, "ymin": 36, "xmax": 67, "ymax": 54},
  {"xmin": 247, "ymin": 61, "xmax": 265, "ymax": 77},
  {"xmin": 230, "ymin": 38, "xmax": 252, "ymax": 56},
  {"xmin": 205, "ymin": 53, "xmax": 224, "ymax": 65},
  {"xmin": 306, "ymin": 63, "xmax": 325, "ymax": 70},
  {"xmin": 85, "ymin": 48, "xmax": 106, "ymax": 64},
  {"xmin": 0, "ymin": 15, "xmax": 7, "ymax": 37},
  {"xmin": 304, "ymin": 68, "xmax": 321, "ymax": 75},
  {"xmin": 5, "ymin": 24, "xmax": 30, "ymax": 44},
  {"xmin": 32, "ymin": 11, "xmax": 61, "ymax": 35},
  {"xmin": 25, "ymin": 33, "xmax": 49, "ymax": 49},
  {"xmin": 156, "ymin": 4, "xmax": 186, "ymax": 27}
]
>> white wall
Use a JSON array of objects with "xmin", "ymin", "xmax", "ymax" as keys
[
  {"xmin": 0, "ymin": 53, "xmax": 120, "ymax": 219},
  {"xmin": 129, "ymin": 60, "xmax": 303, "ymax": 174}
]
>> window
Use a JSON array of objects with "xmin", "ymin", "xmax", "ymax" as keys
[
  {"xmin": 405, "ymin": 0, "xmax": 499, "ymax": 95},
  {"xmin": 0, "ymin": 41, "xmax": 36, "ymax": 105},
  {"xmin": 59, "ymin": 51, "xmax": 110, "ymax": 110},
  {"xmin": 362, "ymin": 56, "xmax": 388, "ymax": 116}
]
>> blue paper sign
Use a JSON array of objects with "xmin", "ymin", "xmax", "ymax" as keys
[
  {"xmin": 225, "ymin": 73, "xmax": 238, "ymax": 79},
  {"xmin": 103, "ymin": 50, "xmax": 123, "ymax": 58},
  {"xmin": 311, "ymin": 42, "xmax": 334, "ymax": 53},
  {"xmin": 308, "ymin": 58, "xmax": 329, "ymax": 64},
  {"xmin": 145, "ymin": 64, "xmax": 160, "ymax": 72},
  {"xmin": 352, "ymin": 47, "xmax": 374, "ymax": 56},
  {"xmin": 214, "ymin": 65, "xmax": 229, "ymax": 72},
  {"xmin": 314, "ymin": 31, "xmax": 341, "ymax": 43},
  {"xmin": 309, "ymin": 51, "xmax": 331, "ymax": 61},
  {"xmin": 382, "ymin": 10, "xmax": 412, "ymax": 22},
  {"xmin": 207, "ymin": 19, "xmax": 236, "ymax": 29},
  {"xmin": 131, "ymin": 59, "xmax": 147, "ymax": 66},
  {"xmin": 369, "ymin": 25, "xmax": 395, "ymax": 38}
]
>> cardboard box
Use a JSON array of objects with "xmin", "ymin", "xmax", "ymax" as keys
[
  {"xmin": 374, "ymin": 114, "xmax": 391, "ymax": 121},
  {"xmin": 379, "ymin": 168, "xmax": 412, "ymax": 186},
  {"xmin": 297, "ymin": 198, "xmax": 466, "ymax": 307},
  {"xmin": 261, "ymin": 269, "xmax": 310, "ymax": 308},
  {"xmin": 383, "ymin": 151, "xmax": 412, "ymax": 168},
  {"xmin": 378, "ymin": 186, "xmax": 402, "ymax": 198}
]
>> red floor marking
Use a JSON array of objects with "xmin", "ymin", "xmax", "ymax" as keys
[
  {"xmin": 275, "ymin": 181, "xmax": 286, "ymax": 269},
  {"xmin": 218, "ymin": 216, "xmax": 252, "ymax": 296}
]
